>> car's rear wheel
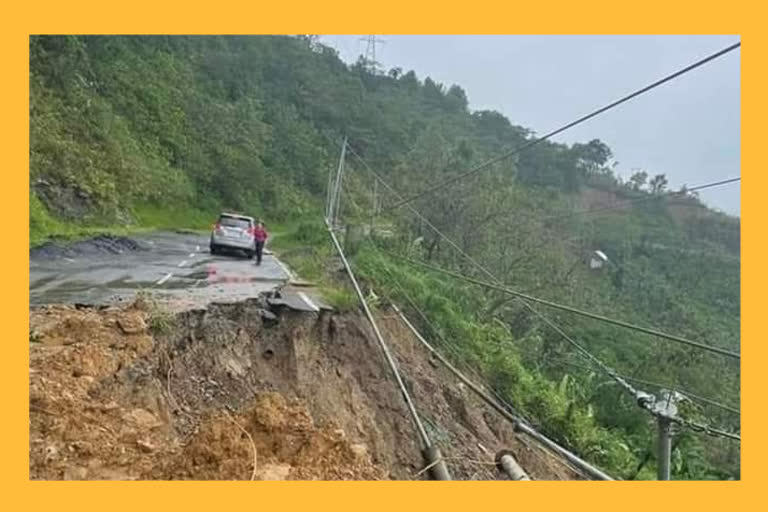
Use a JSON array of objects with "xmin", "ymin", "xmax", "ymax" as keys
[
  {"xmin": 210, "ymin": 244, "xmax": 219, "ymax": 255},
  {"xmin": 245, "ymin": 249, "xmax": 255, "ymax": 259}
]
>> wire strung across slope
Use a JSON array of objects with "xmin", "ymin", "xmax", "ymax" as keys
[
  {"xmin": 529, "ymin": 356, "xmax": 740, "ymax": 416},
  {"xmin": 383, "ymin": 243, "xmax": 741, "ymax": 445},
  {"xmin": 383, "ymin": 274, "xmax": 526, "ymax": 419},
  {"xmin": 325, "ymin": 147, "xmax": 453, "ymax": 480},
  {"xmin": 383, "ymin": 41, "xmax": 741, "ymax": 212},
  {"xmin": 382, "ymin": 251, "xmax": 740, "ymax": 360},
  {"xmin": 339, "ymin": 135, "xmax": 741, "ymax": 442},
  {"xmin": 542, "ymin": 177, "xmax": 741, "ymax": 223},
  {"xmin": 383, "ymin": 280, "xmax": 611, "ymax": 480}
]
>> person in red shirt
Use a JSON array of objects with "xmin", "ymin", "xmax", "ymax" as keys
[{"xmin": 253, "ymin": 220, "xmax": 268, "ymax": 265}]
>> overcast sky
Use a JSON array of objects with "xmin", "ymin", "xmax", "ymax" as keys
[{"xmin": 320, "ymin": 35, "xmax": 741, "ymax": 215}]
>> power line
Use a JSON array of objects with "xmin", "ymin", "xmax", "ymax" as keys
[
  {"xmin": 324, "ymin": 216, "xmax": 452, "ymax": 480},
  {"xmin": 344, "ymin": 136, "xmax": 740, "ymax": 364},
  {"xmin": 534, "ymin": 357, "xmax": 739, "ymax": 415},
  {"xmin": 388, "ymin": 243, "xmax": 741, "ymax": 444},
  {"xmin": 389, "ymin": 296, "xmax": 614, "ymax": 480},
  {"xmin": 385, "ymin": 275, "xmax": 527, "ymax": 419},
  {"xmin": 340, "ymin": 137, "xmax": 740, "ymax": 464},
  {"xmin": 543, "ymin": 177, "xmax": 741, "ymax": 223},
  {"xmin": 384, "ymin": 251, "xmax": 740, "ymax": 360},
  {"xmin": 383, "ymin": 41, "xmax": 741, "ymax": 212},
  {"xmin": 354, "ymin": 142, "xmax": 742, "ymax": 442}
]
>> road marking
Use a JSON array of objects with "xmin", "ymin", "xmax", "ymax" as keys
[
  {"xmin": 275, "ymin": 258, "xmax": 295, "ymax": 280},
  {"xmin": 178, "ymin": 260, "xmax": 188, "ymax": 268},
  {"xmin": 196, "ymin": 245, "xmax": 200, "ymax": 251},
  {"xmin": 156, "ymin": 272, "xmax": 173, "ymax": 285},
  {"xmin": 189, "ymin": 253, "xmax": 195, "ymax": 258},
  {"xmin": 298, "ymin": 291, "xmax": 320, "ymax": 312}
]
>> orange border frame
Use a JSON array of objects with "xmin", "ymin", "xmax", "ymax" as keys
[{"xmin": 4, "ymin": 1, "xmax": 758, "ymax": 510}]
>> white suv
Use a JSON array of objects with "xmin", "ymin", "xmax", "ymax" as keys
[{"xmin": 210, "ymin": 213, "xmax": 257, "ymax": 258}]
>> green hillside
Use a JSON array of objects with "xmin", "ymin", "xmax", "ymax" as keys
[{"xmin": 29, "ymin": 35, "xmax": 740, "ymax": 479}]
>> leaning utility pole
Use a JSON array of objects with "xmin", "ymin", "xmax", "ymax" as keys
[{"xmin": 328, "ymin": 136, "xmax": 347, "ymax": 228}]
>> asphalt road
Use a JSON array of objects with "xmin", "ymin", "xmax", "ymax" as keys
[{"xmin": 30, "ymin": 231, "xmax": 298, "ymax": 309}]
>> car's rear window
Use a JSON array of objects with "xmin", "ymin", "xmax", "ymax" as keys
[{"xmin": 219, "ymin": 216, "xmax": 251, "ymax": 229}]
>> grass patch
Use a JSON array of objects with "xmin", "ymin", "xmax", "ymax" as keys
[
  {"xmin": 320, "ymin": 286, "xmax": 359, "ymax": 312},
  {"xmin": 134, "ymin": 290, "xmax": 175, "ymax": 335},
  {"xmin": 132, "ymin": 202, "xmax": 219, "ymax": 232},
  {"xmin": 268, "ymin": 215, "xmax": 365, "ymax": 312},
  {"xmin": 30, "ymin": 193, "xmax": 219, "ymax": 248}
]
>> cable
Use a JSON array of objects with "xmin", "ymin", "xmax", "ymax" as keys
[
  {"xmin": 543, "ymin": 177, "xmax": 741, "ymax": 223},
  {"xmin": 325, "ymin": 219, "xmax": 433, "ymax": 447},
  {"xmin": 389, "ymin": 296, "xmax": 614, "ymax": 480},
  {"xmin": 384, "ymin": 274, "xmax": 527, "ymax": 419},
  {"xmin": 324, "ymin": 158, "xmax": 453, "ymax": 479},
  {"xmin": 537, "ymin": 357, "xmax": 740, "ymax": 415},
  {"xmin": 383, "ymin": 42, "xmax": 741, "ymax": 212},
  {"xmin": 341, "ymin": 131, "xmax": 741, "ymax": 443},
  {"xmin": 385, "ymin": 250, "xmax": 740, "ymax": 360}
]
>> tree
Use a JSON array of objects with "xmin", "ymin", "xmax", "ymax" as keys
[
  {"xmin": 629, "ymin": 170, "xmax": 648, "ymax": 191},
  {"xmin": 399, "ymin": 70, "xmax": 420, "ymax": 91},
  {"xmin": 649, "ymin": 173, "xmax": 668, "ymax": 194},
  {"xmin": 572, "ymin": 139, "xmax": 613, "ymax": 176},
  {"xmin": 446, "ymin": 84, "xmax": 469, "ymax": 113}
]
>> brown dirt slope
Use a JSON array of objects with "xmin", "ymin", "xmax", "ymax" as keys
[{"xmin": 29, "ymin": 297, "xmax": 582, "ymax": 480}]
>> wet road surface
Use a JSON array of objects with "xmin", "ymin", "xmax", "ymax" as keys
[{"xmin": 30, "ymin": 231, "xmax": 303, "ymax": 309}]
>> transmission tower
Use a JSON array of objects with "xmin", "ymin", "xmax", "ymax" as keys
[{"xmin": 360, "ymin": 35, "xmax": 385, "ymax": 71}]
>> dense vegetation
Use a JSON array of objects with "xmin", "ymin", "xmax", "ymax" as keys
[{"xmin": 30, "ymin": 35, "xmax": 740, "ymax": 479}]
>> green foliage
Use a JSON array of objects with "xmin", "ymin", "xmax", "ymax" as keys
[
  {"xmin": 30, "ymin": 35, "xmax": 739, "ymax": 480},
  {"xmin": 30, "ymin": 35, "xmax": 326, "ymax": 242},
  {"xmin": 135, "ymin": 290, "xmax": 174, "ymax": 335},
  {"xmin": 321, "ymin": 286, "xmax": 359, "ymax": 312}
]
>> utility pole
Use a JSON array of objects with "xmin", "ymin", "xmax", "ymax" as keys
[
  {"xmin": 657, "ymin": 416, "xmax": 673, "ymax": 480},
  {"xmin": 328, "ymin": 136, "xmax": 347, "ymax": 228},
  {"xmin": 495, "ymin": 450, "xmax": 531, "ymax": 481},
  {"xmin": 370, "ymin": 177, "xmax": 379, "ymax": 229},
  {"xmin": 360, "ymin": 35, "xmax": 385, "ymax": 71},
  {"xmin": 652, "ymin": 390, "xmax": 683, "ymax": 480}
]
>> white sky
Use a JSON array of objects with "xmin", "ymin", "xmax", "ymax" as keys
[{"xmin": 320, "ymin": 35, "xmax": 741, "ymax": 215}]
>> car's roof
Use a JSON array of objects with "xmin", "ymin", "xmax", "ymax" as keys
[{"xmin": 219, "ymin": 212, "xmax": 254, "ymax": 221}]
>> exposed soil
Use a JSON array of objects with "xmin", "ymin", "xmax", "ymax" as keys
[
  {"xmin": 29, "ymin": 296, "xmax": 582, "ymax": 480},
  {"xmin": 30, "ymin": 234, "xmax": 146, "ymax": 260}
]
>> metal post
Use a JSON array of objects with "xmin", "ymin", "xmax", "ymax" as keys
[
  {"xmin": 331, "ymin": 137, "xmax": 348, "ymax": 228},
  {"xmin": 422, "ymin": 445, "xmax": 452, "ymax": 481},
  {"xmin": 371, "ymin": 178, "xmax": 378, "ymax": 230},
  {"xmin": 495, "ymin": 450, "xmax": 531, "ymax": 480},
  {"xmin": 393, "ymin": 303, "xmax": 613, "ymax": 481},
  {"xmin": 657, "ymin": 416, "xmax": 672, "ymax": 480},
  {"xmin": 326, "ymin": 222, "xmax": 450, "ymax": 480},
  {"xmin": 326, "ymin": 162, "xmax": 334, "ymax": 220}
]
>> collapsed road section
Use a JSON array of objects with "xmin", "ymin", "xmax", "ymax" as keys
[{"xmin": 29, "ymin": 292, "xmax": 582, "ymax": 480}]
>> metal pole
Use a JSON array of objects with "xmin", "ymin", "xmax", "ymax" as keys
[
  {"xmin": 326, "ymin": 162, "xmax": 334, "ymax": 220},
  {"xmin": 392, "ymin": 304, "xmax": 613, "ymax": 481},
  {"xmin": 371, "ymin": 177, "xmax": 378, "ymax": 230},
  {"xmin": 657, "ymin": 416, "xmax": 672, "ymax": 480},
  {"xmin": 325, "ymin": 221, "xmax": 450, "ymax": 480},
  {"xmin": 495, "ymin": 450, "xmax": 531, "ymax": 480},
  {"xmin": 422, "ymin": 445, "xmax": 452, "ymax": 481},
  {"xmin": 331, "ymin": 137, "xmax": 347, "ymax": 227}
]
